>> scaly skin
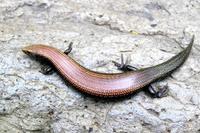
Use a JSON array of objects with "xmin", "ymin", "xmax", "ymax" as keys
[{"xmin": 22, "ymin": 36, "xmax": 194, "ymax": 97}]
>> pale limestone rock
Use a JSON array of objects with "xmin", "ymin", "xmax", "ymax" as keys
[{"xmin": 0, "ymin": 0, "xmax": 200, "ymax": 132}]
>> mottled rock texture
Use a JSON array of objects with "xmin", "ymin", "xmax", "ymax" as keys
[{"xmin": 0, "ymin": 0, "xmax": 200, "ymax": 133}]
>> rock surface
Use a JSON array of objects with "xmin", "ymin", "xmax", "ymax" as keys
[{"xmin": 0, "ymin": 0, "xmax": 200, "ymax": 132}]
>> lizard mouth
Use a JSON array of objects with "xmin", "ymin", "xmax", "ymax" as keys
[
  {"xmin": 22, "ymin": 45, "xmax": 34, "ymax": 53},
  {"xmin": 22, "ymin": 45, "xmax": 40, "ymax": 57},
  {"xmin": 22, "ymin": 46, "xmax": 32, "ymax": 55}
]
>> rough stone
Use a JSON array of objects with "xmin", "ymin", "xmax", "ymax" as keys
[{"xmin": 0, "ymin": 0, "xmax": 200, "ymax": 132}]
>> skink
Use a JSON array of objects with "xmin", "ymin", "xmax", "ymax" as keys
[{"xmin": 22, "ymin": 36, "xmax": 194, "ymax": 97}]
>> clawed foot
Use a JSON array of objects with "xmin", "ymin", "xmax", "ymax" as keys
[
  {"xmin": 64, "ymin": 42, "xmax": 73, "ymax": 54},
  {"xmin": 112, "ymin": 54, "xmax": 137, "ymax": 71},
  {"xmin": 39, "ymin": 65, "xmax": 54, "ymax": 75},
  {"xmin": 148, "ymin": 85, "xmax": 169, "ymax": 98}
]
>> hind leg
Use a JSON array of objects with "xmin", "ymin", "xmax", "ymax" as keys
[
  {"xmin": 112, "ymin": 54, "xmax": 137, "ymax": 71},
  {"xmin": 113, "ymin": 54, "xmax": 168, "ymax": 98}
]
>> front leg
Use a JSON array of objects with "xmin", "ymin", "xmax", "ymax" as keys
[
  {"xmin": 40, "ymin": 64, "xmax": 55, "ymax": 75},
  {"xmin": 112, "ymin": 54, "xmax": 168, "ymax": 98},
  {"xmin": 64, "ymin": 42, "xmax": 73, "ymax": 55},
  {"xmin": 40, "ymin": 43, "xmax": 73, "ymax": 75}
]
